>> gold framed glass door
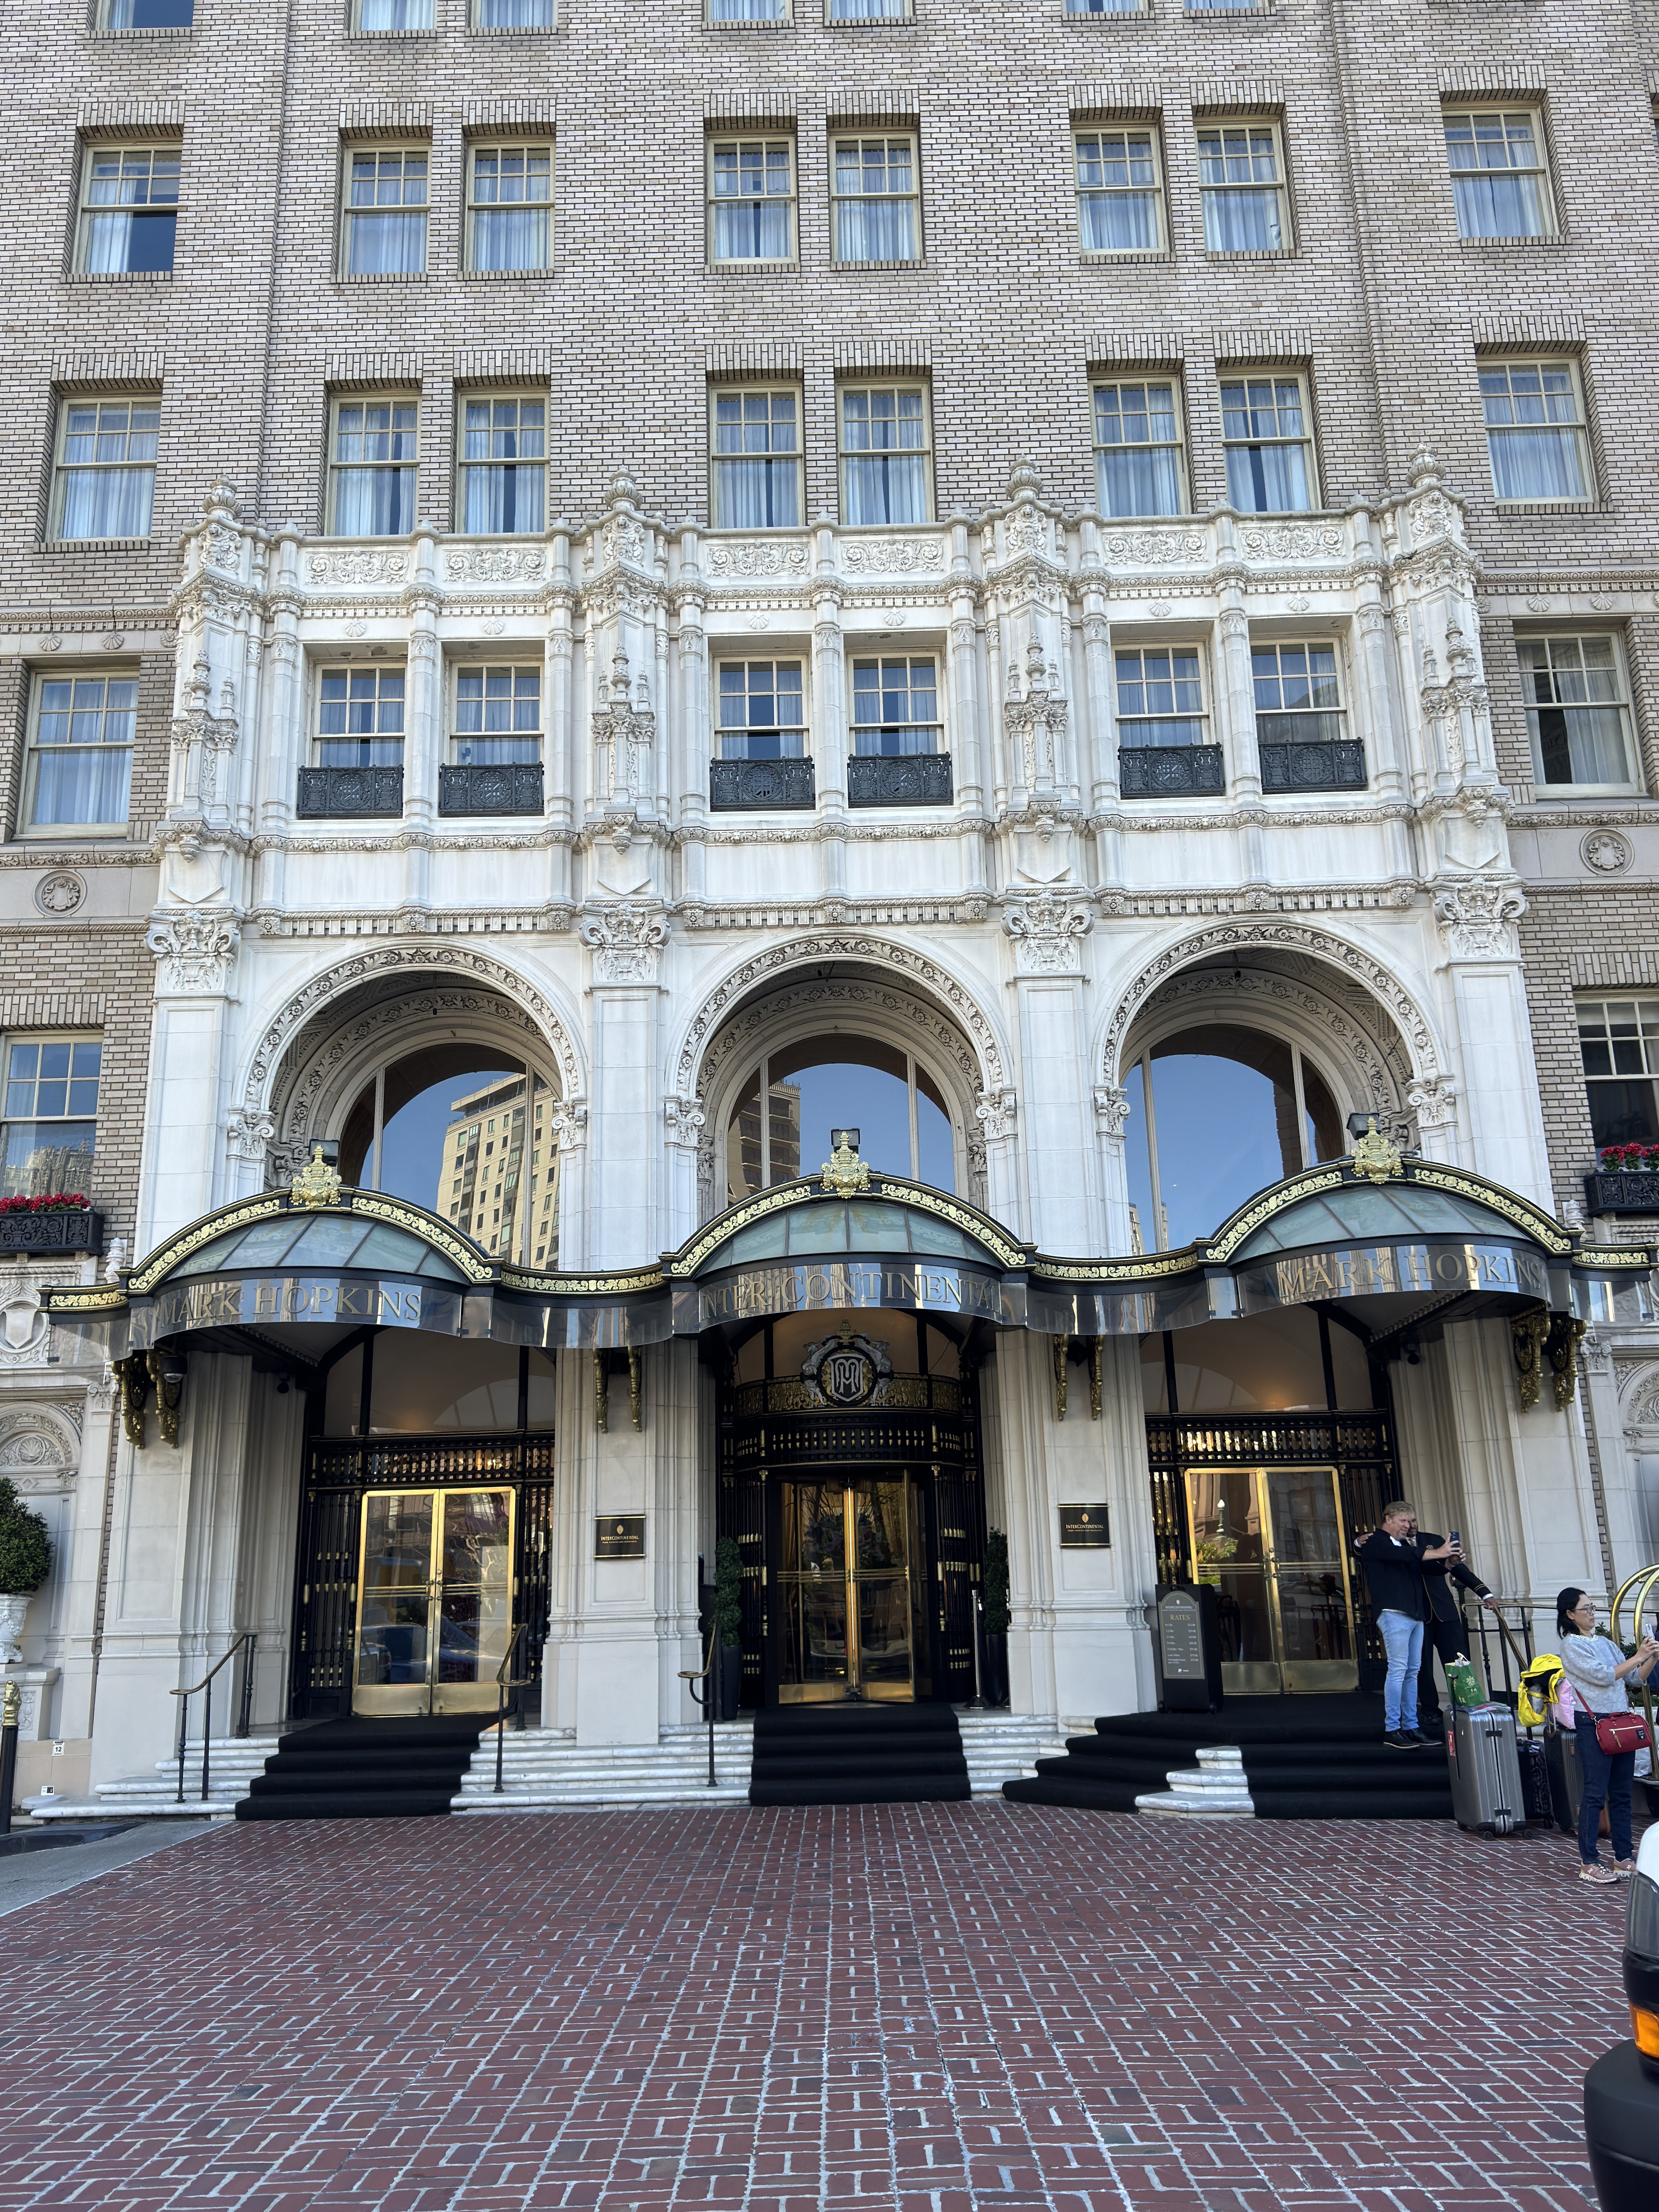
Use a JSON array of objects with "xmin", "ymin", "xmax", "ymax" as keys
[
  {"xmin": 780, "ymin": 1477, "xmax": 915, "ymax": 1703},
  {"xmin": 1184, "ymin": 1464, "xmax": 1357, "ymax": 1695},
  {"xmin": 353, "ymin": 1486, "xmax": 515, "ymax": 1715}
]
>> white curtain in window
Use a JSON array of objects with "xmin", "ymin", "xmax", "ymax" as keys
[
  {"xmin": 30, "ymin": 749, "xmax": 131, "ymax": 827},
  {"xmin": 463, "ymin": 466, "xmax": 545, "ymax": 533},
  {"xmin": 1225, "ymin": 444, "xmax": 1310, "ymax": 512},
  {"xmin": 1452, "ymin": 173, "xmax": 1544, "ymax": 238},
  {"xmin": 474, "ymin": 207, "xmax": 549, "ymax": 270},
  {"xmin": 1547, "ymin": 707, "xmax": 1630, "ymax": 784},
  {"xmin": 333, "ymin": 468, "xmax": 418, "ymax": 535},
  {"xmin": 713, "ymin": 202, "xmax": 789, "ymax": 260},
  {"xmin": 715, "ymin": 458, "xmax": 799, "ymax": 528},
  {"xmin": 1098, "ymin": 448, "xmax": 1182, "ymax": 517},
  {"xmin": 843, "ymin": 456, "xmax": 927, "ymax": 526},
  {"xmin": 476, "ymin": 0, "xmax": 554, "ymax": 19},
  {"xmin": 359, "ymin": 0, "xmax": 433, "ymax": 24},
  {"xmin": 836, "ymin": 198, "xmax": 915, "ymax": 260},
  {"xmin": 348, "ymin": 211, "xmax": 427, "ymax": 276},
  {"xmin": 57, "ymin": 467, "xmax": 155, "ymax": 540},
  {"xmin": 1488, "ymin": 428, "xmax": 1586, "ymax": 502},
  {"xmin": 1080, "ymin": 193, "xmax": 1158, "ymax": 252},
  {"xmin": 709, "ymin": 0, "xmax": 785, "ymax": 14},
  {"xmin": 1202, "ymin": 190, "xmax": 1281, "ymax": 252},
  {"xmin": 83, "ymin": 213, "xmax": 134, "ymax": 273},
  {"xmin": 829, "ymin": 0, "xmax": 906, "ymax": 15}
]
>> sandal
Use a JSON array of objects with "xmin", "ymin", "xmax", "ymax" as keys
[{"xmin": 1578, "ymin": 1862, "xmax": 1618, "ymax": 1885}]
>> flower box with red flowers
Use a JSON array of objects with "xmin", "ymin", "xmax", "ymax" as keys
[
  {"xmin": 1585, "ymin": 1147, "xmax": 1659, "ymax": 1216},
  {"xmin": 0, "ymin": 1195, "xmax": 104, "ymax": 1255}
]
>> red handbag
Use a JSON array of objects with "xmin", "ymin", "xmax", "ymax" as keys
[{"xmin": 1595, "ymin": 1708, "xmax": 1655, "ymax": 1757}]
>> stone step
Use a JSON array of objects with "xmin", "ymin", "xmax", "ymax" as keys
[{"xmin": 1136, "ymin": 1745, "xmax": 1257, "ymax": 1820}]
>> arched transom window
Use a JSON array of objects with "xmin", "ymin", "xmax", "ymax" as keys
[{"xmin": 725, "ymin": 1034, "xmax": 955, "ymax": 1205}]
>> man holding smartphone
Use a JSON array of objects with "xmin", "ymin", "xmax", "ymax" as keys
[
  {"xmin": 1356, "ymin": 1501, "xmax": 1462, "ymax": 1747},
  {"xmin": 1407, "ymin": 1512, "xmax": 1500, "ymax": 1733}
]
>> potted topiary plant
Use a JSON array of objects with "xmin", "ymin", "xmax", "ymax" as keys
[
  {"xmin": 0, "ymin": 1476, "xmax": 51, "ymax": 1663},
  {"xmin": 714, "ymin": 1535, "xmax": 745, "ymax": 1720},
  {"xmin": 981, "ymin": 1527, "xmax": 1011, "ymax": 1708}
]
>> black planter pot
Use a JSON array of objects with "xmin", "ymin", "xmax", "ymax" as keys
[
  {"xmin": 717, "ymin": 1641, "xmax": 744, "ymax": 1721},
  {"xmin": 981, "ymin": 1631, "xmax": 1010, "ymax": 1709},
  {"xmin": 0, "ymin": 1208, "xmax": 102, "ymax": 1257}
]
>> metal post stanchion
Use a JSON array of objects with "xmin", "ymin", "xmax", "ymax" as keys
[{"xmin": 0, "ymin": 1679, "xmax": 19, "ymax": 1836}]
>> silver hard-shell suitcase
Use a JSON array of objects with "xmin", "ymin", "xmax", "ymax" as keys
[{"xmin": 1447, "ymin": 1702, "xmax": 1525, "ymax": 1836}]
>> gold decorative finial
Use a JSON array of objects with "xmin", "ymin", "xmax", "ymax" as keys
[
  {"xmin": 820, "ymin": 1130, "xmax": 870, "ymax": 1197},
  {"xmin": 1, "ymin": 1679, "xmax": 20, "ymax": 1729},
  {"xmin": 1349, "ymin": 1114, "xmax": 1402, "ymax": 1186},
  {"xmin": 290, "ymin": 1143, "xmax": 343, "ymax": 1209}
]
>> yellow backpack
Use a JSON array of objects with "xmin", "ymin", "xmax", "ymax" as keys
[{"xmin": 1518, "ymin": 1653, "xmax": 1563, "ymax": 1729}]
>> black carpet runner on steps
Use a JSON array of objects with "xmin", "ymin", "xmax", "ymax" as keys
[
  {"xmin": 1003, "ymin": 1693, "xmax": 1455, "ymax": 1820},
  {"xmin": 235, "ymin": 1715, "xmax": 490, "ymax": 1820},
  {"xmin": 749, "ymin": 1702, "xmax": 971, "ymax": 1807}
]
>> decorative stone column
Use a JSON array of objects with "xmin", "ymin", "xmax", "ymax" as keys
[
  {"xmin": 1003, "ymin": 886, "xmax": 1102, "ymax": 1254},
  {"xmin": 1431, "ymin": 876, "xmax": 1551, "ymax": 1200}
]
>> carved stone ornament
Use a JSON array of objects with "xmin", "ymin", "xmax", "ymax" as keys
[
  {"xmin": 1349, "ymin": 1114, "xmax": 1402, "ymax": 1185},
  {"xmin": 975, "ymin": 1087, "xmax": 1018, "ymax": 1143},
  {"xmin": 820, "ymin": 1132, "xmax": 872, "ymax": 1197},
  {"xmin": 1547, "ymin": 1312, "xmax": 1588, "ymax": 1411},
  {"xmin": 581, "ymin": 901, "xmax": 669, "ymax": 983},
  {"xmin": 290, "ymin": 1142, "xmax": 344, "ymax": 1209},
  {"xmin": 1511, "ymin": 1308, "xmax": 1548, "ymax": 1414},
  {"xmin": 444, "ymin": 545, "xmax": 546, "ymax": 584},
  {"xmin": 1581, "ymin": 829, "xmax": 1633, "ymax": 876},
  {"xmin": 226, "ymin": 1108, "xmax": 277, "ymax": 1165},
  {"xmin": 1003, "ymin": 637, "xmax": 1069, "ymax": 789},
  {"xmin": 307, "ymin": 549, "xmax": 408, "ymax": 587},
  {"xmin": 1405, "ymin": 1074, "xmax": 1458, "ymax": 1131},
  {"xmin": 1006, "ymin": 886, "xmax": 1092, "ymax": 974},
  {"xmin": 841, "ymin": 536, "xmax": 945, "ymax": 574},
  {"xmin": 1432, "ymin": 876, "xmax": 1527, "ymax": 958},
  {"xmin": 1093, "ymin": 1084, "xmax": 1131, "ymax": 1138},
  {"xmin": 664, "ymin": 1095, "xmax": 706, "ymax": 1147},
  {"xmin": 35, "ymin": 870, "xmax": 86, "ymax": 918},
  {"xmin": 704, "ymin": 538, "xmax": 810, "ymax": 579},
  {"xmin": 592, "ymin": 650, "xmax": 655, "ymax": 806},
  {"xmin": 146, "ymin": 907, "xmax": 241, "ymax": 992}
]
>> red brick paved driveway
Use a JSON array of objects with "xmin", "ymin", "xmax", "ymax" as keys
[{"xmin": 0, "ymin": 1801, "xmax": 1630, "ymax": 2211}]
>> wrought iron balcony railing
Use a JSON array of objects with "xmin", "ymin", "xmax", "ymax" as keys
[
  {"xmin": 437, "ymin": 764, "xmax": 544, "ymax": 816},
  {"xmin": 847, "ymin": 753, "xmax": 953, "ymax": 807},
  {"xmin": 1119, "ymin": 745, "xmax": 1226, "ymax": 798},
  {"xmin": 296, "ymin": 766, "xmax": 405, "ymax": 820},
  {"xmin": 710, "ymin": 757, "xmax": 816, "ymax": 811}
]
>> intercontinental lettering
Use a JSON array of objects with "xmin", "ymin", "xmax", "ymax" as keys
[{"xmin": 698, "ymin": 1262, "xmax": 1004, "ymax": 1327}]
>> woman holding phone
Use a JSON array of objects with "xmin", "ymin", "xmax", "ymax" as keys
[{"xmin": 1557, "ymin": 1586, "xmax": 1659, "ymax": 1885}]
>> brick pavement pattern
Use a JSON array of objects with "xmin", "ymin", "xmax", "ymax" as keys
[{"xmin": 0, "ymin": 1803, "xmax": 1630, "ymax": 2212}]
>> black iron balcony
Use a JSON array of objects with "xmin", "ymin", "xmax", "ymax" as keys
[
  {"xmin": 847, "ymin": 753, "xmax": 953, "ymax": 807},
  {"xmin": 1583, "ymin": 1171, "xmax": 1659, "ymax": 1217},
  {"xmin": 1119, "ymin": 744, "xmax": 1226, "ymax": 798},
  {"xmin": 1259, "ymin": 740, "xmax": 1368, "ymax": 794},
  {"xmin": 296, "ymin": 766, "xmax": 404, "ymax": 820},
  {"xmin": 438, "ymin": 764, "xmax": 544, "ymax": 817},
  {"xmin": 710, "ymin": 757, "xmax": 816, "ymax": 811}
]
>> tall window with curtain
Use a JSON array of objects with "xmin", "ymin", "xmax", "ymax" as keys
[
  {"xmin": 51, "ymin": 396, "xmax": 159, "ymax": 541},
  {"xmin": 0, "ymin": 1038, "xmax": 102, "ymax": 1201},
  {"xmin": 101, "ymin": 0, "xmax": 194, "ymax": 21},
  {"xmin": 707, "ymin": 0, "xmax": 787, "ymax": 17},
  {"xmin": 342, "ymin": 146, "xmax": 428, "ymax": 278},
  {"xmin": 717, "ymin": 661, "xmax": 807, "ymax": 759},
  {"xmin": 1219, "ymin": 375, "xmax": 1316, "ymax": 512},
  {"xmin": 25, "ymin": 672, "xmax": 135, "ymax": 829},
  {"xmin": 1197, "ymin": 119, "xmax": 1290, "ymax": 252},
  {"xmin": 839, "ymin": 385, "xmax": 931, "ymax": 525},
  {"xmin": 317, "ymin": 667, "xmax": 406, "ymax": 769},
  {"xmin": 708, "ymin": 137, "xmax": 795, "ymax": 262},
  {"xmin": 329, "ymin": 396, "xmax": 420, "ymax": 534},
  {"xmin": 1116, "ymin": 648, "xmax": 1209, "ymax": 749},
  {"xmin": 1074, "ymin": 127, "xmax": 1164, "ymax": 253},
  {"xmin": 76, "ymin": 144, "xmax": 179, "ymax": 274},
  {"xmin": 1094, "ymin": 379, "xmax": 1186, "ymax": 516},
  {"xmin": 467, "ymin": 144, "xmax": 551, "ymax": 271},
  {"xmin": 1252, "ymin": 643, "xmax": 1345, "ymax": 745},
  {"xmin": 459, "ymin": 394, "xmax": 545, "ymax": 533},
  {"xmin": 1479, "ymin": 358, "xmax": 1591, "ymax": 502},
  {"xmin": 1443, "ymin": 108, "xmax": 1554, "ymax": 238},
  {"xmin": 710, "ymin": 388, "xmax": 802, "ymax": 527},
  {"xmin": 355, "ymin": 0, "xmax": 434, "ymax": 25},
  {"xmin": 1066, "ymin": 0, "xmax": 1144, "ymax": 11},
  {"xmin": 850, "ymin": 658, "xmax": 941, "ymax": 756},
  {"xmin": 831, "ymin": 137, "xmax": 919, "ymax": 262},
  {"xmin": 475, "ymin": 0, "xmax": 554, "ymax": 21},
  {"xmin": 827, "ymin": 0, "xmax": 910, "ymax": 19},
  {"xmin": 453, "ymin": 666, "xmax": 542, "ymax": 765},
  {"xmin": 1518, "ymin": 635, "xmax": 1638, "ymax": 789}
]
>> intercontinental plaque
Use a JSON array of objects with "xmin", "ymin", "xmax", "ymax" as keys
[
  {"xmin": 1058, "ymin": 1504, "xmax": 1111, "ymax": 1548},
  {"xmin": 595, "ymin": 1515, "xmax": 646, "ymax": 1560}
]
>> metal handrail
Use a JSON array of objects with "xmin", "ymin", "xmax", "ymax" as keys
[
  {"xmin": 678, "ymin": 1629, "xmax": 719, "ymax": 1788},
  {"xmin": 1612, "ymin": 1562, "xmax": 1659, "ymax": 1745},
  {"xmin": 493, "ymin": 1625, "xmax": 530, "ymax": 1796},
  {"xmin": 169, "ymin": 1631, "xmax": 257, "ymax": 1805}
]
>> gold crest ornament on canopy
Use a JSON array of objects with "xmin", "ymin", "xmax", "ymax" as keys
[
  {"xmin": 1349, "ymin": 1115, "xmax": 1403, "ymax": 1186},
  {"xmin": 820, "ymin": 1128, "xmax": 871, "ymax": 1197},
  {"xmin": 290, "ymin": 1143, "xmax": 343, "ymax": 1209}
]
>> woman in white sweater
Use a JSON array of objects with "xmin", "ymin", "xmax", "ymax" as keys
[{"xmin": 1557, "ymin": 1586, "xmax": 1659, "ymax": 1885}]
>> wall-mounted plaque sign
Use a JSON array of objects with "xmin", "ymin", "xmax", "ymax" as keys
[
  {"xmin": 1058, "ymin": 1504, "xmax": 1111, "ymax": 1548},
  {"xmin": 595, "ymin": 1515, "xmax": 646, "ymax": 1560}
]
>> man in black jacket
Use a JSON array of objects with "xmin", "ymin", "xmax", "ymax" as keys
[
  {"xmin": 1355, "ymin": 1501, "xmax": 1460, "ymax": 1747},
  {"xmin": 1408, "ymin": 1510, "xmax": 1496, "ymax": 1731}
]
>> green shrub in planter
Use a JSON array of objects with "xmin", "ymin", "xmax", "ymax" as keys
[
  {"xmin": 0, "ymin": 1477, "xmax": 51, "ymax": 1594},
  {"xmin": 982, "ymin": 1528, "xmax": 1011, "ymax": 1636},
  {"xmin": 713, "ymin": 1535, "xmax": 745, "ymax": 1719}
]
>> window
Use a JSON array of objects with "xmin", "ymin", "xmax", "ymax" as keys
[
  {"xmin": 708, "ymin": 137, "xmax": 795, "ymax": 263},
  {"xmin": 342, "ymin": 147, "xmax": 427, "ymax": 278},
  {"xmin": 317, "ymin": 667, "xmax": 405, "ymax": 767},
  {"xmin": 717, "ymin": 661, "xmax": 806, "ymax": 759},
  {"xmin": 51, "ymin": 396, "xmax": 158, "ymax": 541},
  {"xmin": 356, "ymin": 0, "xmax": 433, "ymax": 26},
  {"xmin": 24, "ymin": 672, "xmax": 135, "ymax": 829},
  {"xmin": 467, "ymin": 144, "xmax": 550, "ymax": 270},
  {"xmin": 1219, "ymin": 375, "xmax": 1316, "ymax": 512},
  {"xmin": 1197, "ymin": 120, "xmax": 1289, "ymax": 252},
  {"xmin": 76, "ymin": 145, "xmax": 179, "ymax": 274},
  {"xmin": 827, "ymin": 0, "xmax": 909, "ymax": 18},
  {"xmin": 1067, "ymin": 0, "xmax": 1144, "ymax": 12},
  {"xmin": 475, "ymin": 0, "xmax": 554, "ymax": 22},
  {"xmin": 1518, "ymin": 635, "xmax": 1638, "ymax": 789},
  {"xmin": 708, "ymin": 0, "xmax": 787, "ymax": 17},
  {"xmin": 453, "ymin": 666, "xmax": 541, "ymax": 763},
  {"xmin": 1252, "ymin": 642, "xmax": 1343, "ymax": 744},
  {"xmin": 725, "ymin": 1039, "xmax": 953, "ymax": 1202},
  {"xmin": 101, "ymin": 0, "xmax": 193, "ymax": 21},
  {"xmin": 1115, "ymin": 648, "xmax": 1208, "ymax": 747},
  {"xmin": 711, "ymin": 387, "xmax": 802, "ymax": 527},
  {"xmin": 1479, "ymin": 358, "xmax": 1590, "ymax": 503},
  {"xmin": 1578, "ymin": 998, "xmax": 1659, "ymax": 1149},
  {"xmin": 831, "ymin": 136, "xmax": 919, "ymax": 262},
  {"xmin": 1074, "ymin": 128, "xmax": 1164, "ymax": 253},
  {"xmin": 1443, "ymin": 109, "xmax": 1553, "ymax": 239},
  {"xmin": 839, "ymin": 385, "xmax": 931, "ymax": 525},
  {"xmin": 851, "ymin": 657, "xmax": 940, "ymax": 756},
  {"xmin": 1093, "ymin": 379, "xmax": 1185, "ymax": 515},
  {"xmin": 0, "ymin": 1038, "xmax": 101, "ymax": 1200},
  {"xmin": 459, "ymin": 394, "xmax": 545, "ymax": 532},
  {"xmin": 329, "ymin": 396, "xmax": 419, "ymax": 534}
]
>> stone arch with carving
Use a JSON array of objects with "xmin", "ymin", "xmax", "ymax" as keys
[
  {"xmin": 1099, "ymin": 923, "xmax": 1448, "ymax": 1108},
  {"xmin": 0, "ymin": 1402, "xmax": 82, "ymax": 1494},
  {"xmin": 1618, "ymin": 1363, "xmax": 1659, "ymax": 1428},
  {"xmin": 240, "ymin": 947, "xmax": 586, "ymax": 1149}
]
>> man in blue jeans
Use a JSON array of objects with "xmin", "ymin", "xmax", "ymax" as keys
[{"xmin": 1355, "ymin": 1500, "xmax": 1460, "ymax": 1748}]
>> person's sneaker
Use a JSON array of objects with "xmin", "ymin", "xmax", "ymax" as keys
[
  {"xmin": 1401, "ymin": 1728, "xmax": 1431, "ymax": 1746},
  {"xmin": 1578, "ymin": 1862, "xmax": 1618, "ymax": 1885},
  {"xmin": 1613, "ymin": 1859, "xmax": 1639, "ymax": 1877}
]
